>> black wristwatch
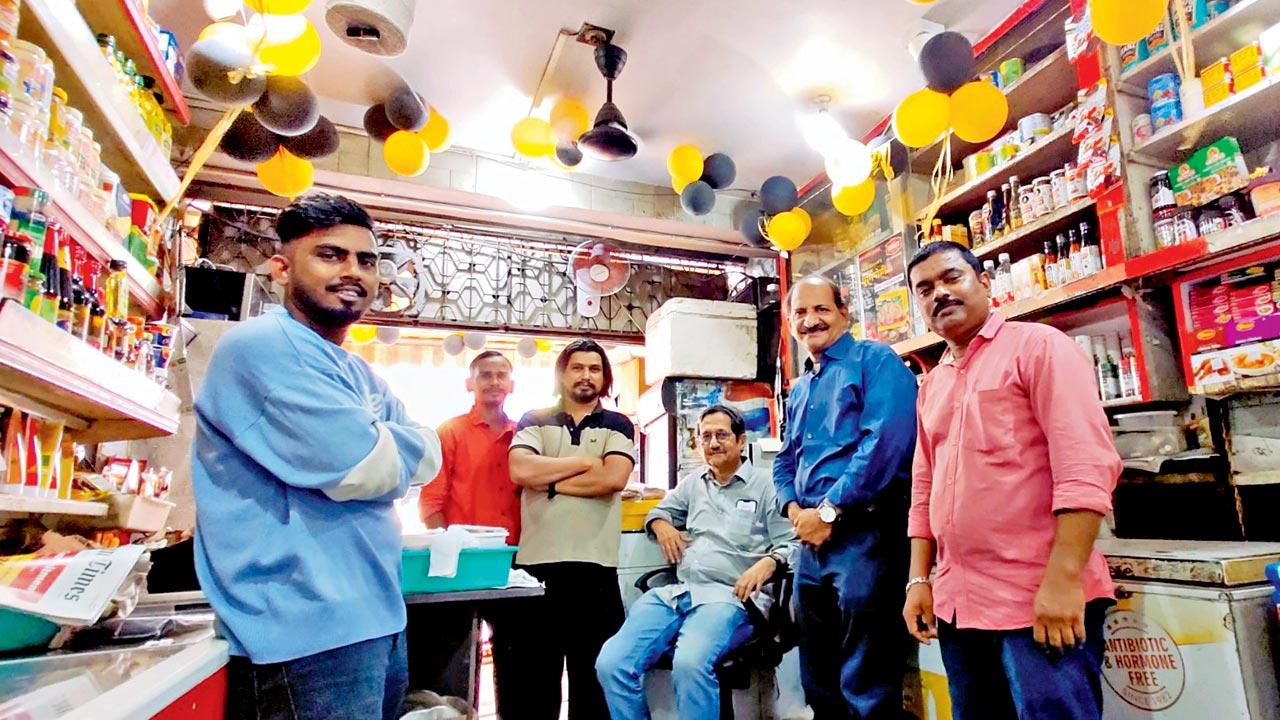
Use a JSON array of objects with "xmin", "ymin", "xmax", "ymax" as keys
[{"xmin": 548, "ymin": 482, "xmax": 558, "ymax": 499}]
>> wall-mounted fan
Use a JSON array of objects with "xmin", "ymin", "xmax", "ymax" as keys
[{"xmin": 569, "ymin": 241, "xmax": 630, "ymax": 317}]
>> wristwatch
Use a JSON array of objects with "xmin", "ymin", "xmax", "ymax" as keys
[{"xmin": 817, "ymin": 499, "xmax": 841, "ymax": 524}]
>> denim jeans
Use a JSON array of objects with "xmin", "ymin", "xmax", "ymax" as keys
[
  {"xmin": 595, "ymin": 589, "xmax": 754, "ymax": 720},
  {"xmin": 937, "ymin": 599, "xmax": 1111, "ymax": 720},
  {"xmin": 226, "ymin": 631, "xmax": 408, "ymax": 720}
]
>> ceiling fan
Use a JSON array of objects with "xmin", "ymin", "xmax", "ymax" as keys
[{"xmin": 577, "ymin": 42, "xmax": 640, "ymax": 162}]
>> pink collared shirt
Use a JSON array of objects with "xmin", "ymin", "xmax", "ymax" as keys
[{"xmin": 909, "ymin": 313, "xmax": 1120, "ymax": 631}]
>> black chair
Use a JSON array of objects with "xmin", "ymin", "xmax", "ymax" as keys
[{"xmin": 632, "ymin": 564, "xmax": 797, "ymax": 720}]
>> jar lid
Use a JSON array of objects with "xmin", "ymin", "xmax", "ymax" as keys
[
  {"xmin": 10, "ymin": 39, "xmax": 43, "ymax": 56},
  {"xmin": 51, "ymin": 86, "xmax": 66, "ymax": 102}
]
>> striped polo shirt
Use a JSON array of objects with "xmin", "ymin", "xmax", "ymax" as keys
[{"xmin": 510, "ymin": 403, "xmax": 636, "ymax": 567}]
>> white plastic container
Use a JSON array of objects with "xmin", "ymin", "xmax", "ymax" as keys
[
  {"xmin": 644, "ymin": 298, "xmax": 757, "ymax": 384},
  {"xmin": 1114, "ymin": 410, "xmax": 1180, "ymax": 429}
]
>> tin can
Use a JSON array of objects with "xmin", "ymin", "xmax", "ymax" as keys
[
  {"xmin": 1120, "ymin": 43, "xmax": 1140, "ymax": 72},
  {"xmin": 1147, "ymin": 20, "xmax": 1169, "ymax": 53},
  {"xmin": 1050, "ymin": 169, "xmax": 1069, "ymax": 208},
  {"xmin": 963, "ymin": 151, "xmax": 994, "ymax": 182},
  {"xmin": 1066, "ymin": 162, "xmax": 1087, "ymax": 201},
  {"xmin": 999, "ymin": 57, "xmax": 1025, "ymax": 87},
  {"xmin": 1148, "ymin": 73, "xmax": 1181, "ymax": 105},
  {"xmin": 994, "ymin": 132, "xmax": 1020, "ymax": 164},
  {"xmin": 1018, "ymin": 113, "xmax": 1052, "ymax": 146}
]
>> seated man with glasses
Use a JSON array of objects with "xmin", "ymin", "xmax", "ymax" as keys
[{"xmin": 596, "ymin": 405, "xmax": 798, "ymax": 719}]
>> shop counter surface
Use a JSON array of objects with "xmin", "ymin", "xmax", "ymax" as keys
[{"xmin": 404, "ymin": 584, "xmax": 544, "ymax": 605}]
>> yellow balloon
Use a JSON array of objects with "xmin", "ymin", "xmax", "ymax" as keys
[
  {"xmin": 550, "ymin": 98, "xmax": 590, "ymax": 141},
  {"xmin": 246, "ymin": 0, "xmax": 311, "ymax": 13},
  {"xmin": 256, "ymin": 147, "xmax": 313, "ymax": 198},
  {"xmin": 347, "ymin": 324, "xmax": 377, "ymax": 344},
  {"xmin": 949, "ymin": 80, "xmax": 1010, "ymax": 144},
  {"xmin": 832, "ymin": 179, "xmax": 876, "ymax": 217},
  {"xmin": 534, "ymin": 339, "xmax": 552, "ymax": 352},
  {"xmin": 511, "ymin": 117, "xmax": 555, "ymax": 158},
  {"xmin": 893, "ymin": 88, "xmax": 951, "ymax": 149},
  {"xmin": 418, "ymin": 106, "xmax": 451, "ymax": 152},
  {"xmin": 672, "ymin": 174, "xmax": 691, "ymax": 194},
  {"xmin": 1090, "ymin": 0, "xmax": 1168, "ymax": 46},
  {"xmin": 667, "ymin": 144, "xmax": 704, "ymax": 185},
  {"xmin": 257, "ymin": 18, "xmax": 321, "ymax": 76},
  {"xmin": 383, "ymin": 130, "xmax": 430, "ymax": 176},
  {"xmin": 792, "ymin": 207, "xmax": 812, "ymax": 238},
  {"xmin": 767, "ymin": 211, "xmax": 807, "ymax": 252}
]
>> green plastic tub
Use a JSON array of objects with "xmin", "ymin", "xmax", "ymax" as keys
[
  {"xmin": 402, "ymin": 546, "xmax": 517, "ymax": 594},
  {"xmin": 0, "ymin": 607, "xmax": 58, "ymax": 652}
]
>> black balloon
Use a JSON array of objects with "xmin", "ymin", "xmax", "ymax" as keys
[
  {"xmin": 281, "ymin": 116, "xmax": 339, "ymax": 160},
  {"xmin": 219, "ymin": 112, "xmax": 280, "ymax": 162},
  {"xmin": 868, "ymin": 134, "xmax": 909, "ymax": 176},
  {"xmin": 187, "ymin": 37, "xmax": 266, "ymax": 106},
  {"xmin": 739, "ymin": 208, "xmax": 768, "ymax": 247},
  {"xmin": 363, "ymin": 104, "xmax": 398, "ymax": 143},
  {"xmin": 254, "ymin": 76, "xmax": 319, "ymax": 137},
  {"xmin": 760, "ymin": 175, "xmax": 798, "ymax": 215},
  {"xmin": 919, "ymin": 31, "xmax": 976, "ymax": 94},
  {"xmin": 555, "ymin": 141, "xmax": 583, "ymax": 168},
  {"xmin": 385, "ymin": 86, "xmax": 428, "ymax": 131},
  {"xmin": 700, "ymin": 153, "xmax": 737, "ymax": 190},
  {"xmin": 680, "ymin": 181, "xmax": 716, "ymax": 216}
]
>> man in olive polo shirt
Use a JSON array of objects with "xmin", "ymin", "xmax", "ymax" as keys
[{"xmin": 509, "ymin": 338, "xmax": 636, "ymax": 720}]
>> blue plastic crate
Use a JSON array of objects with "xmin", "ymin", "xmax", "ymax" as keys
[
  {"xmin": 0, "ymin": 607, "xmax": 58, "ymax": 652},
  {"xmin": 401, "ymin": 546, "xmax": 517, "ymax": 594}
]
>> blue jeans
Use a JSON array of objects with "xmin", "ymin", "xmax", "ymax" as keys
[
  {"xmin": 226, "ymin": 631, "xmax": 408, "ymax": 720},
  {"xmin": 595, "ymin": 589, "xmax": 754, "ymax": 720},
  {"xmin": 938, "ymin": 600, "xmax": 1111, "ymax": 720}
]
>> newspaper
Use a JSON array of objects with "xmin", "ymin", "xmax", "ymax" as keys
[{"xmin": 0, "ymin": 546, "xmax": 146, "ymax": 625}]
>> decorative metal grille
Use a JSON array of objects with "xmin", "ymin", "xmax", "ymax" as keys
[{"xmin": 199, "ymin": 203, "xmax": 741, "ymax": 337}]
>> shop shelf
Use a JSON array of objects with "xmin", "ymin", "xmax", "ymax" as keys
[
  {"xmin": 1130, "ymin": 74, "xmax": 1280, "ymax": 164},
  {"xmin": 0, "ymin": 494, "xmax": 108, "ymax": 517},
  {"xmin": 921, "ymin": 123, "xmax": 1076, "ymax": 221},
  {"xmin": 1119, "ymin": 0, "xmax": 1280, "ymax": 93},
  {"xmin": 911, "ymin": 46, "xmax": 1078, "ymax": 174},
  {"xmin": 0, "ymin": 300, "xmax": 179, "ymax": 443},
  {"xmin": 76, "ymin": 0, "xmax": 191, "ymax": 125},
  {"xmin": 1126, "ymin": 213, "xmax": 1280, "ymax": 278},
  {"xmin": 18, "ymin": 0, "xmax": 181, "ymax": 201},
  {"xmin": 1232, "ymin": 470, "xmax": 1280, "ymax": 486},
  {"xmin": 971, "ymin": 196, "xmax": 1098, "ymax": 261},
  {"xmin": 0, "ymin": 132, "xmax": 163, "ymax": 317},
  {"xmin": 892, "ymin": 331, "xmax": 944, "ymax": 357}
]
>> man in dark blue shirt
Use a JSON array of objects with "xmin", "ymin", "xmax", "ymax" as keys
[{"xmin": 773, "ymin": 275, "xmax": 918, "ymax": 719}]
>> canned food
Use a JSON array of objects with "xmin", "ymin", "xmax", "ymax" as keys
[
  {"xmin": 1050, "ymin": 169, "xmax": 1069, "ymax": 208},
  {"xmin": 1151, "ymin": 100, "xmax": 1184, "ymax": 130},
  {"xmin": 1148, "ymin": 73, "xmax": 1181, "ymax": 105},
  {"xmin": 963, "ymin": 151, "xmax": 994, "ymax": 182},
  {"xmin": 1018, "ymin": 113, "xmax": 1052, "ymax": 146},
  {"xmin": 994, "ymin": 132, "xmax": 1020, "ymax": 164},
  {"xmin": 1120, "ymin": 44, "xmax": 1140, "ymax": 72},
  {"xmin": 1000, "ymin": 57, "xmax": 1025, "ymax": 87}
]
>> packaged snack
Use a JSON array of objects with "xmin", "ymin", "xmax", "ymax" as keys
[{"xmin": 1169, "ymin": 136, "xmax": 1251, "ymax": 207}]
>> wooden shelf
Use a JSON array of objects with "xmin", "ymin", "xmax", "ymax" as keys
[
  {"xmin": 1233, "ymin": 470, "xmax": 1280, "ymax": 486},
  {"xmin": 76, "ymin": 0, "xmax": 191, "ymax": 125},
  {"xmin": 1119, "ymin": 0, "xmax": 1280, "ymax": 93},
  {"xmin": 19, "ymin": 0, "xmax": 181, "ymax": 201},
  {"xmin": 911, "ymin": 46, "xmax": 1079, "ymax": 174},
  {"xmin": 922, "ymin": 123, "xmax": 1076, "ymax": 219},
  {"xmin": 0, "ymin": 494, "xmax": 108, "ymax": 517},
  {"xmin": 892, "ymin": 331, "xmax": 944, "ymax": 356},
  {"xmin": 1127, "ymin": 214, "xmax": 1280, "ymax": 278},
  {"xmin": 971, "ymin": 196, "xmax": 1098, "ymax": 261},
  {"xmin": 0, "ymin": 300, "xmax": 179, "ymax": 442},
  {"xmin": 0, "ymin": 132, "xmax": 163, "ymax": 317},
  {"xmin": 1130, "ymin": 75, "xmax": 1280, "ymax": 163}
]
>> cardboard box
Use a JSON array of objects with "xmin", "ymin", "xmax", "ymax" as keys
[
  {"xmin": 1234, "ymin": 64, "xmax": 1267, "ymax": 93},
  {"xmin": 1203, "ymin": 79, "xmax": 1234, "ymax": 107},
  {"xmin": 1229, "ymin": 43, "xmax": 1262, "ymax": 74},
  {"xmin": 1226, "ymin": 316, "xmax": 1280, "ymax": 347},
  {"xmin": 1201, "ymin": 58, "xmax": 1231, "ymax": 88},
  {"xmin": 1170, "ymin": 137, "xmax": 1251, "ymax": 207}
]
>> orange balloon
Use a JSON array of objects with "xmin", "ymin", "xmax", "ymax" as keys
[
  {"xmin": 511, "ymin": 117, "xmax": 554, "ymax": 158},
  {"xmin": 832, "ymin": 179, "xmax": 876, "ymax": 217},
  {"xmin": 383, "ymin": 130, "xmax": 430, "ymax": 176},
  {"xmin": 893, "ymin": 88, "xmax": 951, "ymax": 149},
  {"xmin": 255, "ymin": 147, "xmax": 313, "ymax": 198},
  {"xmin": 950, "ymin": 80, "xmax": 1009, "ymax": 144},
  {"xmin": 418, "ymin": 106, "xmax": 451, "ymax": 152}
]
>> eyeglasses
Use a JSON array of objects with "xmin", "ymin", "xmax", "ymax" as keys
[{"xmin": 698, "ymin": 431, "xmax": 735, "ymax": 445}]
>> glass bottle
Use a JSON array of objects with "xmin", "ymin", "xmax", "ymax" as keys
[
  {"xmin": 989, "ymin": 189, "xmax": 1005, "ymax": 238},
  {"xmin": 37, "ymin": 227, "xmax": 60, "ymax": 325},
  {"xmin": 55, "ymin": 226, "xmax": 74, "ymax": 332},
  {"xmin": 1055, "ymin": 232, "xmax": 1071, "ymax": 283},
  {"xmin": 996, "ymin": 253, "xmax": 1013, "ymax": 305},
  {"xmin": 1068, "ymin": 229, "xmax": 1082, "ymax": 281},
  {"xmin": 23, "ymin": 269, "xmax": 43, "ymax": 315},
  {"xmin": 1008, "ymin": 176, "xmax": 1023, "ymax": 230},
  {"xmin": 1043, "ymin": 239, "xmax": 1059, "ymax": 289}
]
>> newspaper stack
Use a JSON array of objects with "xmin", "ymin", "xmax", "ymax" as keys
[{"xmin": 0, "ymin": 546, "xmax": 146, "ymax": 626}]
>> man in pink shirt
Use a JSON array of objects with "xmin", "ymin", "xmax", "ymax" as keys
[{"xmin": 901, "ymin": 241, "xmax": 1121, "ymax": 719}]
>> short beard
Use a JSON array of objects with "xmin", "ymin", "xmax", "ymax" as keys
[
  {"xmin": 569, "ymin": 385, "xmax": 599, "ymax": 404},
  {"xmin": 290, "ymin": 284, "xmax": 365, "ymax": 331}
]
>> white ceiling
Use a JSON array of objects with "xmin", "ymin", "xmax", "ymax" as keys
[{"xmin": 154, "ymin": 0, "xmax": 1027, "ymax": 191}]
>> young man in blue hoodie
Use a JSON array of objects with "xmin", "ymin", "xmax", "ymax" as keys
[{"xmin": 192, "ymin": 193, "xmax": 441, "ymax": 720}]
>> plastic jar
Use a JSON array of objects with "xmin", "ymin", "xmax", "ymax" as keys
[
  {"xmin": 0, "ymin": 44, "xmax": 17, "ymax": 117},
  {"xmin": 12, "ymin": 40, "xmax": 52, "ymax": 114},
  {"xmin": 8, "ymin": 97, "xmax": 44, "ymax": 157},
  {"xmin": 0, "ymin": 0, "xmax": 19, "ymax": 43}
]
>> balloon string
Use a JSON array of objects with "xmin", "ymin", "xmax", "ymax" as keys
[
  {"xmin": 158, "ymin": 107, "xmax": 243, "ymax": 225},
  {"xmin": 919, "ymin": 133, "xmax": 953, "ymax": 243}
]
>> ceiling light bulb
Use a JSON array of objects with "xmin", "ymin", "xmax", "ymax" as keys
[
  {"xmin": 798, "ymin": 107, "xmax": 848, "ymax": 157},
  {"xmin": 825, "ymin": 139, "xmax": 873, "ymax": 188}
]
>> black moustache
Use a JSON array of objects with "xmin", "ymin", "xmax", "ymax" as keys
[
  {"xmin": 801, "ymin": 324, "xmax": 829, "ymax": 334},
  {"xmin": 933, "ymin": 300, "xmax": 962, "ymax": 317}
]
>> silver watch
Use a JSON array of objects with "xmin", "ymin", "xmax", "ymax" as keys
[{"xmin": 817, "ymin": 500, "xmax": 841, "ymax": 524}]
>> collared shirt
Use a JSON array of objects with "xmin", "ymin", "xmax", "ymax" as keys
[
  {"xmin": 773, "ymin": 333, "xmax": 918, "ymax": 515},
  {"xmin": 909, "ymin": 313, "xmax": 1121, "ymax": 631},
  {"xmin": 418, "ymin": 406, "xmax": 520, "ymax": 543},
  {"xmin": 646, "ymin": 461, "xmax": 798, "ymax": 613},
  {"xmin": 510, "ymin": 402, "xmax": 636, "ymax": 567},
  {"xmin": 192, "ymin": 307, "xmax": 440, "ymax": 663}
]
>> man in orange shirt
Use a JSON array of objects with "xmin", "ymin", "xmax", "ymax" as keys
[
  {"xmin": 410, "ymin": 350, "xmax": 523, "ymax": 713},
  {"xmin": 419, "ymin": 350, "xmax": 520, "ymax": 540}
]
